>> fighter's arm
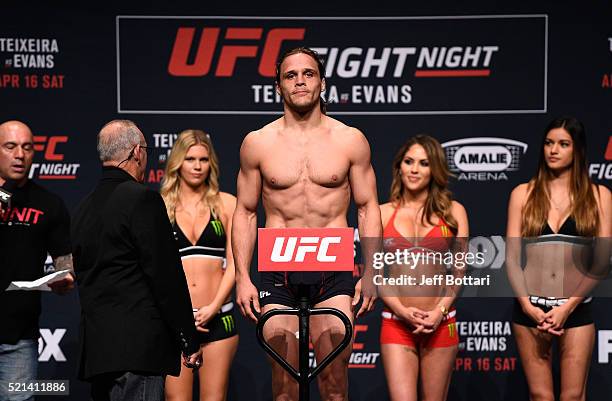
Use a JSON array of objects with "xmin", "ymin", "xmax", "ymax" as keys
[
  {"xmin": 347, "ymin": 129, "xmax": 382, "ymax": 317},
  {"xmin": 232, "ymin": 132, "xmax": 263, "ymax": 322},
  {"xmin": 347, "ymin": 129, "xmax": 382, "ymax": 249}
]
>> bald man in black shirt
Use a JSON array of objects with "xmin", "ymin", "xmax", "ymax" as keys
[{"xmin": 0, "ymin": 120, "xmax": 74, "ymax": 401}]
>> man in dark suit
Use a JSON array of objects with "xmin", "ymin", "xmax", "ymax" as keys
[{"xmin": 71, "ymin": 120, "xmax": 202, "ymax": 401}]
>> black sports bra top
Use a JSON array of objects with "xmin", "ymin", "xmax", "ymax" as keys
[
  {"xmin": 527, "ymin": 216, "xmax": 591, "ymax": 246},
  {"xmin": 541, "ymin": 216, "xmax": 578, "ymax": 236},
  {"xmin": 172, "ymin": 215, "xmax": 226, "ymax": 260}
]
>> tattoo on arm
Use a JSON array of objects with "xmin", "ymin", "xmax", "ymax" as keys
[{"xmin": 53, "ymin": 254, "xmax": 74, "ymax": 272}]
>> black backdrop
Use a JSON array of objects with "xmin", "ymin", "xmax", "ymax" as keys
[{"xmin": 2, "ymin": 1, "xmax": 611, "ymax": 400}]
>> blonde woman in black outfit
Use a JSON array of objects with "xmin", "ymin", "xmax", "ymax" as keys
[{"xmin": 162, "ymin": 130, "xmax": 238, "ymax": 401}]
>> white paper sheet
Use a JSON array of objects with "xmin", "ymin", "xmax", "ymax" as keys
[{"xmin": 5, "ymin": 270, "xmax": 72, "ymax": 291}]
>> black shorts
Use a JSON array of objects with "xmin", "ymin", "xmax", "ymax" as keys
[
  {"xmin": 512, "ymin": 297, "xmax": 593, "ymax": 328},
  {"xmin": 259, "ymin": 271, "xmax": 355, "ymax": 307},
  {"xmin": 195, "ymin": 303, "xmax": 238, "ymax": 344}
]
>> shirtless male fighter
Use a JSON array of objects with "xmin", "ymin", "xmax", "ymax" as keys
[{"xmin": 232, "ymin": 47, "xmax": 382, "ymax": 401}]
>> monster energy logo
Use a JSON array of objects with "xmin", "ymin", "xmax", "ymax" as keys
[
  {"xmin": 448, "ymin": 322, "xmax": 456, "ymax": 338},
  {"xmin": 211, "ymin": 220, "xmax": 224, "ymax": 236},
  {"xmin": 441, "ymin": 225, "xmax": 449, "ymax": 237},
  {"xmin": 221, "ymin": 315, "xmax": 234, "ymax": 333}
]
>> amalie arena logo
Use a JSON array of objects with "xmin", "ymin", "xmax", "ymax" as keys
[
  {"xmin": 116, "ymin": 15, "xmax": 547, "ymax": 115},
  {"xmin": 442, "ymin": 137, "xmax": 528, "ymax": 181}
]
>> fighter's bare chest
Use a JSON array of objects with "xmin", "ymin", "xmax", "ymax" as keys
[{"xmin": 260, "ymin": 146, "xmax": 350, "ymax": 189}]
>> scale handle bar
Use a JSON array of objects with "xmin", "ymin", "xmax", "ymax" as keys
[{"xmin": 255, "ymin": 307, "xmax": 353, "ymax": 382}]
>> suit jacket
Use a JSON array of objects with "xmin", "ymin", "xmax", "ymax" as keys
[{"xmin": 71, "ymin": 166, "xmax": 198, "ymax": 380}]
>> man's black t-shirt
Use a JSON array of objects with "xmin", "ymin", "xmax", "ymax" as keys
[{"xmin": 0, "ymin": 180, "xmax": 71, "ymax": 344}]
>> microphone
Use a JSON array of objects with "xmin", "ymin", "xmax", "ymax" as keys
[{"xmin": 0, "ymin": 180, "xmax": 17, "ymax": 209}]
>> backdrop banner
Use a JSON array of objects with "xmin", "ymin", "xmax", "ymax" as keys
[{"xmin": 2, "ymin": 2, "xmax": 611, "ymax": 400}]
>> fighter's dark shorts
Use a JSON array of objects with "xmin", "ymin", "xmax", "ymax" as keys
[
  {"xmin": 259, "ymin": 272, "xmax": 355, "ymax": 307},
  {"xmin": 512, "ymin": 296, "xmax": 593, "ymax": 329},
  {"xmin": 195, "ymin": 301, "xmax": 238, "ymax": 344}
]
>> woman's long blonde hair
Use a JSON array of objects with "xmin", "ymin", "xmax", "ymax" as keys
[
  {"xmin": 389, "ymin": 135, "xmax": 458, "ymax": 232},
  {"xmin": 522, "ymin": 117, "xmax": 599, "ymax": 237},
  {"xmin": 161, "ymin": 129, "xmax": 222, "ymax": 223}
]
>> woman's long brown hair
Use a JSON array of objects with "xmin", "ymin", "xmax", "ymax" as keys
[
  {"xmin": 389, "ymin": 135, "xmax": 458, "ymax": 231},
  {"xmin": 521, "ymin": 117, "xmax": 599, "ymax": 237}
]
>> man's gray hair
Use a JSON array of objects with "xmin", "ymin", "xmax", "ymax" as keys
[{"xmin": 97, "ymin": 120, "xmax": 142, "ymax": 162}]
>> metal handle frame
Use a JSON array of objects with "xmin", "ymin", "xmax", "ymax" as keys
[{"xmin": 255, "ymin": 292, "xmax": 353, "ymax": 401}]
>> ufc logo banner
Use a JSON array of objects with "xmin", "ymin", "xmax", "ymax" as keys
[
  {"xmin": 258, "ymin": 228, "xmax": 353, "ymax": 272},
  {"xmin": 117, "ymin": 16, "xmax": 546, "ymax": 115}
]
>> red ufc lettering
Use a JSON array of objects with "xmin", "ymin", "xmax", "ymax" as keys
[
  {"xmin": 216, "ymin": 28, "xmax": 262, "ymax": 76},
  {"xmin": 168, "ymin": 27, "xmax": 220, "ymax": 76},
  {"xmin": 167, "ymin": 27, "xmax": 305, "ymax": 77},
  {"xmin": 352, "ymin": 324, "xmax": 368, "ymax": 351},
  {"xmin": 605, "ymin": 136, "xmax": 612, "ymax": 160},
  {"xmin": 33, "ymin": 136, "xmax": 68, "ymax": 161},
  {"xmin": 258, "ymin": 28, "xmax": 306, "ymax": 76},
  {"xmin": 258, "ymin": 227, "xmax": 353, "ymax": 272}
]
